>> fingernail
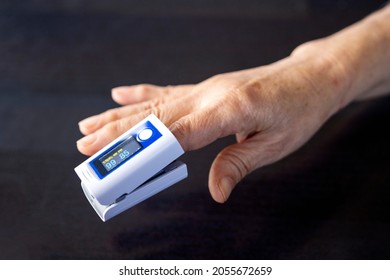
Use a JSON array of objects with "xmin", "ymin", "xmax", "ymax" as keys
[
  {"xmin": 218, "ymin": 177, "xmax": 234, "ymax": 203},
  {"xmin": 112, "ymin": 88, "xmax": 128, "ymax": 103},
  {"xmin": 112, "ymin": 87, "xmax": 127, "ymax": 96},
  {"xmin": 77, "ymin": 133, "xmax": 97, "ymax": 147},
  {"xmin": 78, "ymin": 115, "xmax": 99, "ymax": 128}
]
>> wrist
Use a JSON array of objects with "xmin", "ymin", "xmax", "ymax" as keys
[
  {"xmin": 292, "ymin": 6, "xmax": 390, "ymax": 110},
  {"xmin": 290, "ymin": 39, "xmax": 353, "ymax": 116}
]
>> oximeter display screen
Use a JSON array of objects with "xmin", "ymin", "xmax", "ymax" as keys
[
  {"xmin": 99, "ymin": 136, "xmax": 142, "ymax": 172},
  {"xmin": 89, "ymin": 120, "xmax": 162, "ymax": 179}
]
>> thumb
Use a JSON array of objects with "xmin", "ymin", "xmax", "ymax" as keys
[{"xmin": 209, "ymin": 138, "xmax": 265, "ymax": 203}]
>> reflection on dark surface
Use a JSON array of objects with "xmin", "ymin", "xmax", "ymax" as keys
[{"xmin": 0, "ymin": 0, "xmax": 389, "ymax": 259}]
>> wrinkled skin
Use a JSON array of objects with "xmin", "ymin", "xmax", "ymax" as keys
[{"xmin": 77, "ymin": 6, "xmax": 390, "ymax": 203}]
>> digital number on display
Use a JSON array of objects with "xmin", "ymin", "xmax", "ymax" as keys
[
  {"xmin": 101, "ymin": 149, "xmax": 131, "ymax": 171},
  {"xmin": 98, "ymin": 136, "xmax": 142, "ymax": 173}
]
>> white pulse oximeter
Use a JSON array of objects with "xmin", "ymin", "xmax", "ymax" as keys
[{"xmin": 74, "ymin": 114, "xmax": 188, "ymax": 221}]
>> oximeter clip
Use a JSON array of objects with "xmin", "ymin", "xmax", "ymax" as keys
[{"xmin": 74, "ymin": 114, "xmax": 187, "ymax": 221}]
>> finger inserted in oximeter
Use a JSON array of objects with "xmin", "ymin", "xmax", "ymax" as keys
[{"xmin": 74, "ymin": 114, "xmax": 188, "ymax": 221}]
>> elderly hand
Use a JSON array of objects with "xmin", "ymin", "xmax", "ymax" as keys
[
  {"xmin": 77, "ymin": 50, "xmax": 348, "ymax": 203},
  {"xmin": 77, "ymin": 6, "xmax": 390, "ymax": 203}
]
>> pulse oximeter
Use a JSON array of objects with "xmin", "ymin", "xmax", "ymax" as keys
[{"xmin": 74, "ymin": 114, "xmax": 188, "ymax": 221}]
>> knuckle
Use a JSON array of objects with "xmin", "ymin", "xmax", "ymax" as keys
[
  {"xmin": 144, "ymin": 98, "xmax": 162, "ymax": 111},
  {"xmin": 135, "ymin": 84, "xmax": 150, "ymax": 93},
  {"xmin": 103, "ymin": 108, "xmax": 120, "ymax": 122},
  {"xmin": 230, "ymin": 86, "xmax": 253, "ymax": 110},
  {"xmin": 134, "ymin": 99, "xmax": 166, "ymax": 123},
  {"xmin": 200, "ymin": 73, "xmax": 224, "ymax": 88},
  {"xmin": 102, "ymin": 119, "xmax": 128, "ymax": 137},
  {"xmin": 220, "ymin": 149, "xmax": 251, "ymax": 182},
  {"xmin": 134, "ymin": 84, "xmax": 153, "ymax": 98},
  {"xmin": 172, "ymin": 119, "xmax": 187, "ymax": 138},
  {"xmin": 228, "ymin": 84, "xmax": 265, "ymax": 128},
  {"xmin": 209, "ymin": 73, "xmax": 224, "ymax": 83},
  {"xmin": 102, "ymin": 122, "xmax": 119, "ymax": 136},
  {"xmin": 170, "ymin": 119, "xmax": 189, "ymax": 150},
  {"xmin": 148, "ymin": 106, "xmax": 164, "ymax": 120}
]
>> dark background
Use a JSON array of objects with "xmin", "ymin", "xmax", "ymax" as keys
[{"xmin": 0, "ymin": 0, "xmax": 389, "ymax": 259}]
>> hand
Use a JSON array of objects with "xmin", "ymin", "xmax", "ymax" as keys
[
  {"xmin": 77, "ymin": 5, "xmax": 390, "ymax": 203},
  {"xmin": 77, "ymin": 43, "xmax": 349, "ymax": 203}
]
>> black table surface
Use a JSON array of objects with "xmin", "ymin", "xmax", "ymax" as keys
[{"xmin": 0, "ymin": 1, "xmax": 389, "ymax": 259}]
